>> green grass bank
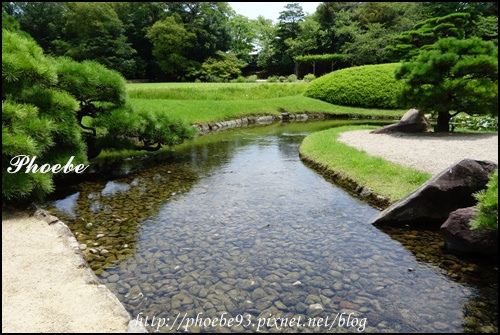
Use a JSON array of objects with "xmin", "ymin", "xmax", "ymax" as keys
[{"xmin": 299, "ymin": 125, "xmax": 432, "ymax": 208}]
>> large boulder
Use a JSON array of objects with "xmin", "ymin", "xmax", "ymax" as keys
[
  {"xmin": 370, "ymin": 108, "xmax": 431, "ymax": 134},
  {"xmin": 440, "ymin": 207, "xmax": 498, "ymax": 257},
  {"xmin": 371, "ymin": 159, "xmax": 498, "ymax": 228}
]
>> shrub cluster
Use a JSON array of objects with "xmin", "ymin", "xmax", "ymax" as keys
[
  {"xmin": 303, "ymin": 73, "xmax": 316, "ymax": 82},
  {"xmin": 304, "ymin": 63, "xmax": 405, "ymax": 109},
  {"xmin": 230, "ymin": 75, "xmax": 258, "ymax": 83},
  {"xmin": 450, "ymin": 113, "xmax": 498, "ymax": 132},
  {"xmin": 470, "ymin": 169, "xmax": 498, "ymax": 231}
]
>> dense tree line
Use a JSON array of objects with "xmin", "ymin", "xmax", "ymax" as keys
[{"xmin": 2, "ymin": 2, "xmax": 497, "ymax": 81}]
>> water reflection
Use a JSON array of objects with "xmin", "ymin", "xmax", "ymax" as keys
[
  {"xmin": 48, "ymin": 120, "xmax": 497, "ymax": 333},
  {"xmin": 53, "ymin": 192, "xmax": 79, "ymax": 219}
]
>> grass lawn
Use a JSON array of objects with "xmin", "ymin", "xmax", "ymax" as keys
[{"xmin": 127, "ymin": 82, "xmax": 406, "ymax": 125}]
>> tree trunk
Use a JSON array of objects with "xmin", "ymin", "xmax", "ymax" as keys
[{"xmin": 435, "ymin": 111, "xmax": 452, "ymax": 132}]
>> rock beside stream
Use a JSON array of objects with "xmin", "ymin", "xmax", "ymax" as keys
[{"xmin": 371, "ymin": 159, "xmax": 497, "ymax": 228}]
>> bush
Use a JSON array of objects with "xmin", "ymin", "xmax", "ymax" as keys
[
  {"xmin": 245, "ymin": 75, "xmax": 258, "ymax": 82},
  {"xmin": 303, "ymin": 73, "xmax": 316, "ymax": 82},
  {"xmin": 470, "ymin": 169, "xmax": 498, "ymax": 231},
  {"xmin": 267, "ymin": 75, "xmax": 279, "ymax": 83},
  {"xmin": 450, "ymin": 113, "xmax": 498, "ymax": 132},
  {"xmin": 231, "ymin": 75, "xmax": 257, "ymax": 83},
  {"xmin": 286, "ymin": 74, "xmax": 297, "ymax": 82},
  {"xmin": 231, "ymin": 76, "xmax": 246, "ymax": 83},
  {"xmin": 278, "ymin": 76, "xmax": 287, "ymax": 82},
  {"xmin": 304, "ymin": 63, "xmax": 405, "ymax": 109}
]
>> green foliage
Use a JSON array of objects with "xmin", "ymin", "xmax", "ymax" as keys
[
  {"xmin": 286, "ymin": 74, "xmax": 297, "ymax": 82},
  {"xmin": 395, "ymin": 37, "xmax": 498, "ymax": 132},
  {"xmin": 227, "ymin": 14, "xmax": 257, "ymax": 62},
  {"xmin": 303, "ymin": 73, "xmax": 316, "ymax": 82},
  {"xmin": 91, "ymin": 104, "xmax": 196, "ymax": 152},
  {"xmin": 385, "ymin": 12, "xmax": 470, "ymax": 62},
  {"xmin": 253, "ymin": 16, "xmax": 276, "ymax": 69},
  {"xmin": 304, "ymin": 63, "xmax": 405, "ymax": 109},
  {"xmin": 230, "ymin": 75, "xmax": 258, "ymax": 83},
  {"xmin": 146, "ymin": 15, "xmax": 197, "ymax": 81},
  {"xmin": 2, "ymin": 11, "xmax": 20, "ymax": 31},
  {"xmin": 2, "ymin": 29, "xmax": 197, "ymax": 202},
  {"xmin": 2, "ymin": 29, "xmax": 58, "ymax": 98},
  {"xmin": 267, "ymin": 76, "xmax": 279, "ymax": 83},
  {"xmin": 2, "ymin": 30, "xmax": 85, "ymax": 202},
  {"xmin": 341, "ymin": 22, "xmax": 395, "ymax": 65},
  {"xmin": 470, "ymin": 169, "xmax": 498, "ymax": 231},
  {"xmin": 450, "ymin": 113, "xmax": 498, "ymax": 132},
  {"xmin": 199, "ymin": 51, "xmax": 247, "ymax": 82},
  {"xmin": 295, "ymin": 54, "xmax": 346, "ymax": 62},
  {"xmin": 11, "ymin": 2, "xmax": 66, "ymax": 55},
  {"xmin": 272, "ymin": 3, "xmax": 306, "ymax": 74},
  {"xmin": 285, "ymin": 16, "xmax": 322, "ymax": 60},
  {"xmin": 62, "ymin": 2, "xmax": 138, "ymax": 78},
  {"xmin": 55, "ymin": 57, "xmax": 128, "ymax": 106},
  {"xmin": 469, "ymin": 15, "xmax": 498, "ymax": 45}
]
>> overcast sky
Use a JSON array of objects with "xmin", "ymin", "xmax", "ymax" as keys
[{"xmin": 227, "ymin": 2, "xmax": 323, "ymax": 22}]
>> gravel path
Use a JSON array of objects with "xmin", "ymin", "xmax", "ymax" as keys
[
  {"xmin": 2, "ymin": 211, "xmax": 134, "ymax": 333},
  {"xmin": 338, "ymin": 130, "xmax": 498, "ymax": 175}
]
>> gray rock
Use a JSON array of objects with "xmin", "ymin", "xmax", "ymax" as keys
[
  {"xmin": 372, "ymin": 159, "xmax": 497, "ymax": 227},
  {"xmin": 440, "ymin": 207, "xmax": 498, "ymax": 257},
  {"xmin": 371, "ymin": 109, "xmax": 431, "ymax": 134}
]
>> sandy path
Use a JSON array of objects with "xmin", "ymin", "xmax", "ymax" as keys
[
  {"xmin": 338, "ymin": 130, "xmax": 498, "ymax": 175},
  {"xmin": 1, "ymin": 210, "xmax": 134, "ymax": 333}
]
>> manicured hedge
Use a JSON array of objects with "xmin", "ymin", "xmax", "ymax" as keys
[{"xmin": 304, "ymin": 63, "xmax": 405, "ymax": 109}]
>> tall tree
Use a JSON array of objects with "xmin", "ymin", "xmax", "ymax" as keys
[
  {"xmin": 111, "ymin": 2, "xmax": 167, "ymax": 79},
  {"xmin": 272, "ymin": 3, "xmax": 305, "ymax": 74},
  {"xmin": 313, "ymin": 2, "xmax": 362, "ymax": 55},
  {"xmin": 146, "ymin": 15, "xmax": 197, "ymax": 81},
  {"xmin": 253, "ymin": 15, "xmax": 276, "ymax": 70},
  {"xmin": 165, "ymin": 2, "xmax": 233, "ymax": 64},
  {"xmin": 339, "ymin": 3, "xmax": 427, "ymax": 65},
  {"xmin": 61, "ymin": 2, "xmax": 138, "ymax": 78},
  {"xmin": 228, "ymin": 14, "xmax": 257, "ymax": 63},
  {"xmin": 7, "ymin": 2, "xmax": 66, "ymax": 55},
  {"xmin": 385, "ymin": 12, "xmax": 470, "ymax": 62},
  {"xmin": 395, "ymin": 37, "xmax": 498, "ymax": 132}
]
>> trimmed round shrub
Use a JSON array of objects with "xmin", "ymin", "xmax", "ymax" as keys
[{"xmin": 304, "ymin": 63, "xmax": 405, "ymax": 109}]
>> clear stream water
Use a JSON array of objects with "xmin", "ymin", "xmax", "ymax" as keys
[{"xmin": 48, "ymin": 120, "xmax": 497, "ymax": 333}]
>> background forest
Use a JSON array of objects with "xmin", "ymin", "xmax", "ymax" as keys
[{"xmin": 2, "ymin": 2, "xmax": 498, "ymax": 82}]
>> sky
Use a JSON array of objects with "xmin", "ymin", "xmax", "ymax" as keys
[{"xmin": 227, "ymin": 2, "xmax": 323, "ymax": 22}]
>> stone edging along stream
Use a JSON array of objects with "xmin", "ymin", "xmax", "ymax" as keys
[
  {"xmin": 31, "ymin": 207, "xmax": 148, "ymax": 333},
  {"xmin": 192, "ymin": 111, "xmax": 398, "ymax": 210},
  {"xmin": 192, "ymin": 111, "xmax": 399, "ymax": 134}
]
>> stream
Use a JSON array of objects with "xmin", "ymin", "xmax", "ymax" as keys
[{"xmin": 48, "ymin": 119, "xmax": 498, "ymax": 333}]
